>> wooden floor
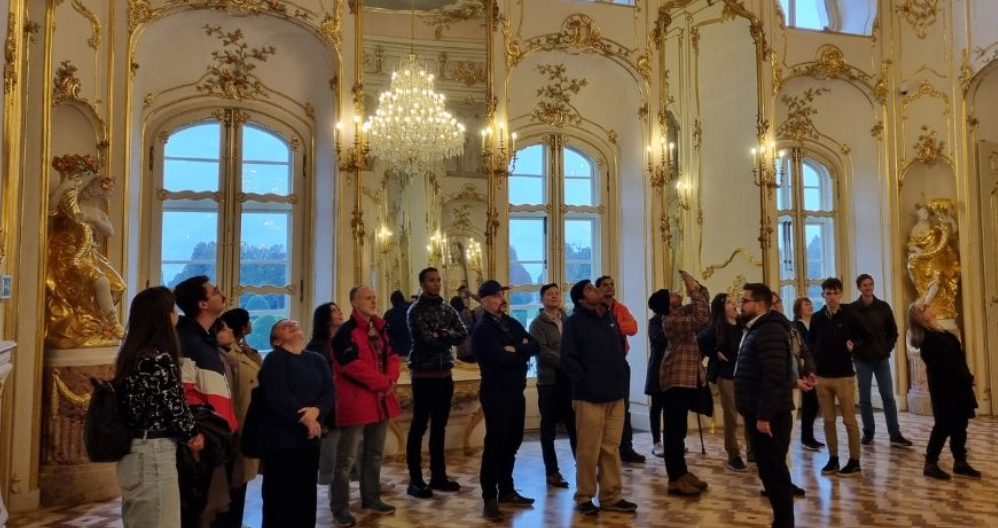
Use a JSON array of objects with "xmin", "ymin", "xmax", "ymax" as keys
[{"xmin": 9, "ymin": 411, "xmax": 998, "ymax": 527}]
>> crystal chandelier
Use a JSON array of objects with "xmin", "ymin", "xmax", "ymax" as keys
[{"xmin": 365, "ymin": 53, "xmax": 466, "ymax": 177}]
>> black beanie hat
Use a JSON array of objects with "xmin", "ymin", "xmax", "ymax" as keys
[{"xmin": 648, "ymin": 288, "xmax": 671, "ymax": 316}]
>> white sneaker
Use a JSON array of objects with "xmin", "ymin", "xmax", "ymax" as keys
[{"xmin": 652, "ymin": 442, "xmax": 665, "ymax": 458}]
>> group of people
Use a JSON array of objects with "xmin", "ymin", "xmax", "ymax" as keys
[{"xmin": 109, "ymin": 266, "xmax": 982, "ymax": 528}]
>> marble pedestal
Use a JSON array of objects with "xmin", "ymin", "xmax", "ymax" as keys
[{"xmin": 907, "ymin": 318, "xmax": 960, "ymax": 416}]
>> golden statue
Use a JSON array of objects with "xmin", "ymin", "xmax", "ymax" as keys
[
  {"xmin": 906, "ymin": 198, "xmax": 960, "ymax": 319},
  {"xmin": 45, "ymin": 154, "xmax": 125, "ymax": 349}
]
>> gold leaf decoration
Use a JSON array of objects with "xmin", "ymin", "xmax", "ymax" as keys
[
  {"xmin": 3, "ymin": 13, "xmax": 16, "ymax": 93},
  {"xmin": 423, "ymin": 0, "xmax": 485, "ymax": 41},
  {"xmin": 127, "ymin": 0, "xmax": 152, "ymax": 32},
  {"xmin": 871, "ymin": 120, "xmax": 884, "ymax": 139},
  {"xmin": 530, "ymin": 64, "xmax": 588, "ymax": 128},
  {"xmin": 895, "ymin": 0, "xmax": 939, "ymax": 39},
  {"xmin": 913, "ymin": 125, "xmax": 945, "ymax": 166},
  {"xmin": 71, "ymin": 0, "xmax": 101, "ymax": 49},
  {"xmin": 776, "ymin": 87, "xmax": 830, "ymax": 143},
  {"xmin": 196, "ymin": 25, "xmax": 277, "ymax": 101},
  {"xmin": 53, "ymin": 60, "xmax": 83, "ymax": 103}
]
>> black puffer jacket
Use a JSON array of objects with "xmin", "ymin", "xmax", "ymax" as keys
[
  {"xmin": 734, "ymin": 311, "xmax": 795, "ymax": 421},
  {"xmin": 406, "ymin": 293, "xmax": 468, "ymax": 372},
  {"xmin": 920, "ymin": 330, "xmax": 977, "ymax": 419},
  {"xmin": 561, "ymin": 305, "xmax": 628, "ymax": 403}
]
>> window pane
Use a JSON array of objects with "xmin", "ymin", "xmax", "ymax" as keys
[
  {"xmin": 242, "ymin": 126, "xmax": 290, "ymax": 163},
  {"xmin": 805, "ymin": 218, "xmax": 835, "ymax": 281},
  {"xmin": 777, "ymin": 215, "xmax": 795, "ymax": 282},
  {"xmin": 509, "ymin": 217, "xmax": 546, "ymax": 286},
  {"xmin": 802, "ymin": 164, "xmax": 819, "ymax": 187},
  {"xmin": 161, "ymin": 208, "xmax": 218, "ymax": 287},
  {"xmin": 239, "ymin": 293, "xmax": 291, "ymax": 353},
  {"xmin": 564, "ymin": 179, "xmax": 594, "ymax": 206},
  {"xmin": 240, "ymin": 210, "xmax": 291, "ymax": 287},
  {"xmin": 808, "ymin": 283, "xmax": 825, "ymax": 311},
  {"xmin": 795, "ymin": 0, "xmax": 825, "ymax": 30},
  {"xmin": 779, "ymin": 0, "xmax": 790, "ymax": 20},
  {"xmin": 509, "ymin": 175, "xmax": 545, "ymax": 206},
  {"xmin": 563, "ymin": 148, "xmax": 592, "ymax": 177},
  {"xmin": 780, "ymin": 284, "xmax": 797, "ymax": 310},
  {"xmin": 242, "ymin": 163, "xmax": 291, "ymax": 195},
  {"xmin": 165, "ymin": 123, "xmax": 220, "ymax": 160},
  {"xmin": 565, "ymin": 218, "xmax": 596, "ymax": 283},
  {"xmin": 164, "ymin": 160, "xmax": 219, "ymax": 193},
  {"xmin": 512, "ymin": 144, "xmax": 544, "ymax": 176},
  {"xmin": 508, "ymin": 290, "xmax": 542, "ymax": 330},
  {"xmin": 803, "ymin": 160, "xmax": 833, "ymax": 212}
]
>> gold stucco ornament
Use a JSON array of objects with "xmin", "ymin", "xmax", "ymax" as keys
[
  {"xmin": 45, "ymin": 154, "xmax": 125, "ymax": 349},
  {"xmin": 906, "ymin": 198, "xmax": 960, "ymax": 320}
]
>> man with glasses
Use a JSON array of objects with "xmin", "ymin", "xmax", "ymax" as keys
[
  {"xmin": 472, "ymin": 280, "xmax": 540, "ymax": 520},
  {"xmin": 734, "ymin": 283, "xmax": 796, "ymax": 528}
]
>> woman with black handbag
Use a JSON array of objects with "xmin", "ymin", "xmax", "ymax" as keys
[{"xmin": 114, "ymin": 286, "xmax": 204, "ymax": 528}]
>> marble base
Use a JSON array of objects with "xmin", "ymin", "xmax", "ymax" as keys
[
  {"xmin": 906, "ymin": 389, "xmax": 933, "ymax": 416},
  {"xmin": 39, "ymin": 462, "xmax": 119, "ymax": 507}
]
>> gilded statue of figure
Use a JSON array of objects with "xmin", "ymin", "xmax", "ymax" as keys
[
  {"xmin": 45, "ymin": 155, "xmax": 125, "ymax": 349},
  {"xmin": 906, "ymin": 199, "xmax": 960, "ymax": 320}
]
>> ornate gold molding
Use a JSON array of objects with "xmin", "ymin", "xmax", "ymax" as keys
[
  {"xmin": 530, "ymin": 63, "xmax": 587, "ymax": 128},
  {"xmin": 777, "ymin": 87, "xmax": 830, "ymax": 143},
  {"xmin": 871, "ymin": 120, "xmax": 884, "ymax": 140},
  {"xmin": 53, "ymin": 60, "xmax": 84, "ymax": 103},
  {"xmin": 127, "ymin": 0, "xmax": 152, "ymax": 32},
  {"xmin": 895, "ymin": 0, "xmax": 939, "ymax": 39},
  {"xmin": 196, "ymin": 25, "xmax": 277, "ymax": 101},
  {"xmin": 912, "ymin": 125, "xmax": 945, "ymax": 166},
  {"xmin": 900, "ymin": 80, "xmax": 950, "ymax": 119},
  {"xmin": 443, "ymin": 184, "xmax": 487, "ymax": 204},
  {"xmin": 3, "ymin": 13, "xmax": 16, "ymax": 93},
  {"xmin": 423, "ymin": 0, "xmax": 485, "ymax": 40},
  {"xmin": 71, "ymin": 0, "xmax": 101, "ymax": 50},
  {"xmin": 701, "ymin": 248, "xmax": 762, "ymax": 281},
  {"xmin": 774, "ymin": 45, "xmax": 877, "ymax": 97},
  {"xmin": 508, "ymin": 12, "xmax": 643, "ymax": 79}
]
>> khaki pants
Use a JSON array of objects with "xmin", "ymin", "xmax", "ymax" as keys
[
  {"xmin": 573, "ymin": 399, "xmax": 624, "ymax": 506},
  {"xmin": 717, "ymin": 378, "xmax": 752, "ymax": 460},
  {"xmin": 816, "ymin": 376, "xmax": 861, "ymax": 460}
]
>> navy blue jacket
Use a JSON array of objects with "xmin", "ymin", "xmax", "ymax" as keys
[
  {"xmin": 561, "ymin": 305, "xmax": 628, "ymax": 403},
  {"xmin": 258, "ymin": 348, "xmax": 334, "ymax": 451},
  {"xmin": 472, "ymin": 311, "xmax": 539, "ymax": 396},
  {"xmin": 384, "ymin": 302, "xmax": 413, "ymax": 357}
]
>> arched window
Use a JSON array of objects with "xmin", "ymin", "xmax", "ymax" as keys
[
  {"xmin": 776, "ymin": 150, "xmax": 838, "ymax": 309},
  {"xmin": 779, "ymin": 0, "xmax": 876, "ymax": 36},
  {"xmin": 507, "ymin": 137, "xmax": 605, "ymax": 328},
  {"xmin": 147, "ymin": 108, "xmax": 307, "ymax": 352}
]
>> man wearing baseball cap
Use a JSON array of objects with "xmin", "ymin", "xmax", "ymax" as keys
[
  {"xmin": 472, "ymin": 280, "xmax": 540, "ymax": 521},
  {"xmin": 561, "ymin": 279, "xmax": 638, "ymax": 517}
]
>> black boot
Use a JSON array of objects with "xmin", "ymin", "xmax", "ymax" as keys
[
  {"xmin": 953, "ymin": 458, "xmax": 983, "ymax": 479},
  {"xmin": 923, "ymin": 459, "xmax": 951, "ymax": 480}
]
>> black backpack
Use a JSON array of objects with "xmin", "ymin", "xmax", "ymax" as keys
[{"xmin": 84, "ymin": 377, "xmax": 134, "ymax": 462}]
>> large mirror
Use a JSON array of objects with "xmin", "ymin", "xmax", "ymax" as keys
[{"xmin": 360, "ymin": 1, "xmax": 490, "ymax": 307}]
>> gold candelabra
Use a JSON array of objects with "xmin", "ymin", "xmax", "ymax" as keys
[
  {"xmin": 465, "ymin": 239, "xmax": 483, "ymax": 273},
  {"xmin": 648, "ymin": 135, "xmax": 677, "ymax": 188},
  {"xmin": 675, "ymin": 180, "xmax": 691, "ymax": 211},
  {"xmin": 479, "ymin": 123, "xmax": 518, "ymax": 177},
  {"xmin": 376, "ymin": 225, "xmax": 393, "ymax": 254},
  {"xmin": 335, "ymin": 116, "xmax": 372, "ymax": 172},
  {"xmin": 750, "ymin": 141, "xmax": 786, "ymax": 190},
  {"xmin": 427, "ymin": 229, "xmax": 449, "ymax": 266}
]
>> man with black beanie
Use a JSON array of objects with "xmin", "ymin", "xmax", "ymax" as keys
[{"xmin": 561, "ymin": 280, "xmax": 638, "ymax": 517}]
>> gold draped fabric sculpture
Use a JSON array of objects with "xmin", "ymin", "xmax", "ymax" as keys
[
  {"xmin": 45, "ymin": 155, "xmax": 125, "ymax": 349},
  {"xmin": 906, "ymin": 199, "xmax": 960, "ymax": 320}
]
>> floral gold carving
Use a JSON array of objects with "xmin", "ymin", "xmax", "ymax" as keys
[
  {"xmin": 127, "ymin": 0, "xmax": 152, "ymax": 32},
  {"xmin": 871, "ymin": 120, "xmax": 884, "ymax": 139},
  {"xmin": 959, "ymin": 48, "xmax": 973, "ymax": 93},
  {"xmin": 530, "ymin": 64, "xmax": 587, "ymax": 128},
  {"xmin": 424, "ymin": 0, "xmax": 485, "ymax": 41},
  {"xmin": 900, "ymin": 80, "xmax": 950, "ymax": 119},
  {"xmin": 319, "ymin": 10, "xmax": 342, "ymax": 50},
  {"xmin": 895, "ymin": 0, "xmax": 939, "ymax": 39},
  {"xmin": 53, "ymin": 60, "xmax": 84, "ymax": 103},
  {"xmin": 197, "ymin": 25, "xmax": 277, "ymax": 101},
  {"xmin": 561, "ymin": 13, "xmax": 601, "ymax": 48},
  {"xmin": 913, "ymin": 125, "xmax": 945, "ymax": 166},
  {"xmin": 636, "ymin": 53, "xmax": 651, "ymax": 82},
  {"xmin": 3, "ymin": 13, "xmax": 16, "ymax": 93},
  {"xmin": 515, "ymin": 13, "xmax": 636, "ymax": 72},
  {"xmin": 874, "ymin": 61, "xmax": 890, "ymax": 105},
  {"xmin": 692, "ymin": 119, "xmax": 702, "ymax": 151},
  {"xmin": 756, "ymin": 115, "xmax": 770, "ymax": 143},
  {"xmin": 608, "ymin": 130, "xmax": 618, "ymax": 145},
  {"xmin": 448, "ymin": 60, "xmax": 486, "ymax": 87},
  {"xmin": 71, "ymin": 0, "xmax": 102, "ymax": 49},
  {"xmin": 777, "ymin": 88, "xmax": 830, "ymax": 143},
  {"xmin": 775, "ymin": 45, "xmax": 875, "ymax": 94}
]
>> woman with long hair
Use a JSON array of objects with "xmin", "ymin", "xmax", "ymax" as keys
[
  {"xmin": 697, "ymin": 292, "xmax": 749, "ymax": 472},
  {"xmin": 257, "ymin": 319, "xmax": 334, "ymax": 528},
  {"xmin": 114, "ymin": 286, "xmax": 204, "ymax": 528},
  {"xmin": 308, "ymin": 302, "xmax": 345, "ymax": 495},
  {"xmin": 907, "ymin": 301, "xmax": 981, "ymax": 480},
  {"xmin": 791, "ymin": 297, "xmax": 823, "ymax": 451}
]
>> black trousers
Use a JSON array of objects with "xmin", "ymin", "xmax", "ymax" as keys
[
  {"xmin": 748, "ymin": 411, "xmax": 794, "ymax": 528},
  {"xmin": 407, "ymin": 376, "xmax": 455, "ymax": 482},
  {"xmin": 649, "ymin": 392, "xmax": 666, "ymax": 444},
  {"xmin": 480, "ymin": 391, "xmax": 526, "ymax": 500},
  {"xmin": 538, "ymin": 382, "xmax": 577, "ymax": 475},
  {"xmin": 261, "ymin": 446, "xmax": 320, "ymax": 528},
  {"xmin": 799, "ymin": 389, "xmax": 820, "ymax": 442},
  {"xmin": 926, "ymin": 412, "xmax": 969, "ymax": 462},
  {"xmin": 662, "ymin": 387, "xmax": 696, "ymax": 481},
  {"xmin": 210, "ymin": 482, "xmax": 247, "ymax": 528},
  {"xmin": 620, "ymin": 364, "xmax": 636, "ymax": 453}
]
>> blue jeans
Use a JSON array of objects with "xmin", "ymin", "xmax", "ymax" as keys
[{"xmin": 854, "ymin": 357, "xmax": 901, "ymax": 438}]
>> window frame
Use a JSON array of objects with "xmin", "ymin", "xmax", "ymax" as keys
[{"xmin": 144, "ymin": 107, "xmax": 309, "ymax": 352}]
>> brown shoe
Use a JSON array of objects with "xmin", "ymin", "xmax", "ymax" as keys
[
  {"xmin": 684, "ymin": 472, "xmax": 709, "ymax": 491},
  {"xmin": 667, "ymin": 476, "xmax": 702, "ymax": 496},
  {"xmin": 546, "ymin": 471, "xmax": 569, "ymax": 488}
]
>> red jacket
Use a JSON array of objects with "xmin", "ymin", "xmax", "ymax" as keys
[
  {"xmin": 608, "ymin": 300, "xmax": 639, "ymax": 354},
  {"xmin": 331, "ymin": 312, "xmax": 402, "ymax": 427}
]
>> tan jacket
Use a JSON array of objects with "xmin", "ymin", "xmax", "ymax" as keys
[{"xmin": 228, "ymin": 343, "xmax": 262, "ymax": 485}]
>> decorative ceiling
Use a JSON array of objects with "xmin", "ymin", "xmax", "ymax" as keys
[{"xmin": 366, "ymin": 0, "xmax": 467, "ymax": 11}]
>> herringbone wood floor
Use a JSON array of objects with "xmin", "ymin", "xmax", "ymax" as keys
[{"xmin": 9, "ymin": 412, "xmax": 998, "ymax": 527}]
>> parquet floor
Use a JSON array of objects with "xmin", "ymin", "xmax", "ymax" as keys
[{"xmin": 9, "ymin": 412, "xmax": 998, "ymax": 527}]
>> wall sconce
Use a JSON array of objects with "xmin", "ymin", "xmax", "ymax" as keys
[
  {"xmin": 335, "ymin": 116, "xmax": 371, "ymax": 172},
  {"xmin": 750, "ymin": 141, "xmax": 785, "ymax": 190},
  {"xmin": 465, "ymin": 239, "xmax": 483, "ymax": 273},
  {"xmin": 648, "ymin": 134, "xmax": 676, "ymax": 189},
  {"xmin": 376, "ymin": 225, "xmax": 393, "ymax": 254},
  {"xmin": 480, "ymin": 122, "xmax": 518, "ymax": 177},
  {"xmin": 676, "ymin": 180, "xmax": 691, "ymax": 211},
  {"xmin": 427, "ymin": 229, "xmax": 450, "ymax": 266}
]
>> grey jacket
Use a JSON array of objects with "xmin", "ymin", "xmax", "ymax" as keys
[{"xmin": 528, "ymin": 309, "xmax": 567, "ymax": 386}]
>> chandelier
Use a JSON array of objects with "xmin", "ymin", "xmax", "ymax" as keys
[{"xmin": 365, "ymin": 53, "xmax": 466, "ymax": 177}]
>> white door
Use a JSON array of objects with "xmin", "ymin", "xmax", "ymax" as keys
[{"xmin": 978, "ymin": 140, "xmax": 998, "ymax": 416}]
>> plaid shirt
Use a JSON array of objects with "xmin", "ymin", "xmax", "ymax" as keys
[{"xmin": 660, "ymin": 283, "xmax": 710, "ymax": 391}]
